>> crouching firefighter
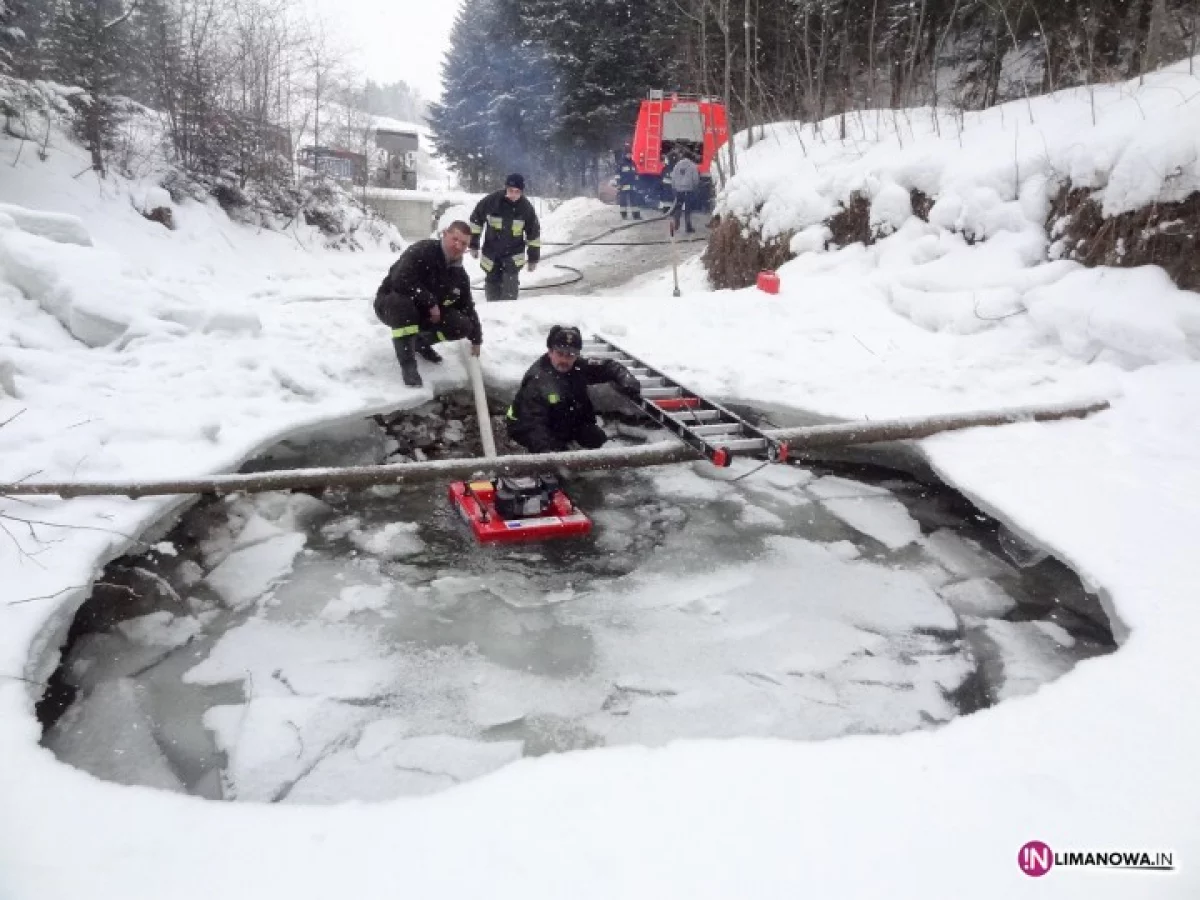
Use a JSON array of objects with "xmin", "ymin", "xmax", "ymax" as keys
[
  {"xmin": 374, "ymin": 220, "xmax": 482, "ymax": 388},
  {"xmin": 506, "ymin": 325, "xmax": 642, "ymax": 454},
  {"xmin": 469, "ymin": 173, "xmax": 541, "ymax": 303}
]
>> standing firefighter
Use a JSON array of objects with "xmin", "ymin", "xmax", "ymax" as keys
[
  {"xmin": 617, "ymin": 144, "xmax": 641, "ymax": 220},
  {"xmin": 670, "ymin": 151, "xmax": 701, "ymax": 234},
  {"xmin": 469, "ymin": 173, "xmax": 542, "ymax": 303},
  {"xmin": 506, "ymin": 326, "xmax": 642, "ymax": 453},
  {"xmin": 374, "ymin": 221, "xmax": 482, "ymax": 388}
]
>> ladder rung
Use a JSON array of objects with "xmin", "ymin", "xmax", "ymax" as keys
[
  {"xmin": 692, "ymin": 424, "xmax": 742, "ymax": 436},
  {"xmin": 669, "ymin": 409, "xmax": 720, "ymax": 422},
  {"xmin": 637, "ymin": 377, "xmax": 667, "ymax": 388},
  {"xmin": 715, "ymin": 438, "xmax": 768, "ymax": 453},
  {"xmin": 643, "ymin": 387, "xmax": 682, "ymax": 399}
]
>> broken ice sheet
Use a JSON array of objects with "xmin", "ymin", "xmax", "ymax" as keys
[
  {"xmin": 116, "ymin": 610, "xmax": 202, "ymax": 648},
  {"xmin": 284, "ymin": 733, "xmax": 524, "ymax": 803},
  {"xmin": 320, "ymin": 583, "xmax": 395, "ymax": 622},
  {"xmin": 348, "ymin": 521, "xmax": 424, "ymax": 559},
  {"xmin": 938, "ymin": 578, "xmax": 1018, "ymax": 617},
  {"xmin": 203, "ymin": 532, "xmax": 307, "ymax": 609},
  {"xmin": 184, "ymin": 618, "xmax": 394, "ymax": 701},
  {"xmin": 203, "ymin": 696, "xmax": 368, "ymax": 802},
  {"xmin": 808, "ymin": 476, "xmax": 922, "ymax": 549},
  {"xmin": 45, "ymin": 678, "xmax": 186, "ymax": 793}
]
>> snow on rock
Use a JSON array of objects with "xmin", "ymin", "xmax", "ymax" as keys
[
  {"xmin": 203, "ymin": 532, "xmax": 307, "ymax": 609},
  {"xmin": 1026, "ymin": 265, "xmax": 1200, "ymax": 365},
  {"xmin": 0, "ymin": 202, "xmax": 92, "ymax": 246},
  {"xmin": 44, "ymin": 679, "xmax": 186, "ymax": 793},
  {"xmin": 869, "ymin": 181, "xmax": 913, "ymax": 236},
  {"xmin": 887, "ymin": 283, "xmax": 1024, "ymax": 335},
  {"xmin": 808, "ymin": 476, "xmax": 922, "ymax": 550}
]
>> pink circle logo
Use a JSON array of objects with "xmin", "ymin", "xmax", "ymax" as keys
[{"xmin": 1019, "ymin": 840, "xmax": 1054, "ymax": 877}]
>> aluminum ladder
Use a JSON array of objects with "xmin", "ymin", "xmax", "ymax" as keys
[{"xmin": 583, "ymin": 335, "xmax": 789, "ymax": 467}]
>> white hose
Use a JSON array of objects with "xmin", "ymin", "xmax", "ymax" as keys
[{"xmin": 462, "ymin": 343, "xmax": 497, "ymax": 459}]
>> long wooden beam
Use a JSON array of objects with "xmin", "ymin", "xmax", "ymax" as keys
[{"xmin": 0, "ymin": 399, "xmax": 1108, "ymax": 500}]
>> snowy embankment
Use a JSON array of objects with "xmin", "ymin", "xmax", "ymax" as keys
[{"xmin": 1, "ymin": 64, "xmax": 1199, "ymax": 899}]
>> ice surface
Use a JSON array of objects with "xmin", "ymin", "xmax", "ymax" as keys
[
  {"xmin": 203, "ymin": 696, "xmax": 368, "ymax": 801},
  {"xmin": 978, "ymin": 619, "xmax": 1075, "ymax": 701},
  {"xmin": 808, "ymin": 476, "xmax": 922, "ymax": 549},
  {"xmin": 922, "ymin": 529, "xmax": 1015, "ymax": 580},
  {"xmin": 116, "ymin": 611, "xmax": 202, "ymax": 649},
  {"xmin": 348, "ymin": 521, "xmax": 424, "ymax": 559},
  {"xmin": 203, "ymin": 533, "xmax": 307, "ymax": 609},
  {"xmin": 45, "ymin": 679, "xmax": 186, "ymax": 792},
  {"xmin": 320, "ymin": 584, "xmax": 395, "ymax": 622},
  {"xmin": 286, "ymin": 734, "xmax": 524, "ymax": 803},
  {"xmin": 938, "ymin": 578, "xmax": 1017, "ymax": 618},
  {"xmin": 185, "ymin": 618, "xmax": 394, "ymax": 701},
  {"xmin": 64, "ymin": 632, "xmax": 173, "ymax": 693}
]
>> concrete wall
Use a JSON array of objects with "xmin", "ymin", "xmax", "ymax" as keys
[{"xmin": 364, "ymin": 193, "xmax": 435, "ymax": 242}]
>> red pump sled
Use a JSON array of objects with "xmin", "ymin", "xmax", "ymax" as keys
[
  {"xmin": 448, "ymin": 335, "xmax": 787, "ymax": 544},
  {"xmin": 448, "ymin": 475, "xmax": 592, "ymax": 544}
]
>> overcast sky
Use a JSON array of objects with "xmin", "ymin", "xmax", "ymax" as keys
[{"xmin": 306, "ymin": 0, "xmax": 463, "ymax": 104}]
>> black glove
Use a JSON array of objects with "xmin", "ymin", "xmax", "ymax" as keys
[{"xmin": 617, "ymin": 375, "xmax": 642, "ymax": 400}]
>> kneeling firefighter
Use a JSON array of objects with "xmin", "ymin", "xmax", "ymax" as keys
[
  {"xmin": 506, "ymin": 325, "xmax": 642, "ymax": 453},
  {"xmin": 374, "ymin": 221, "xmax": 482, "ymax": 388}
]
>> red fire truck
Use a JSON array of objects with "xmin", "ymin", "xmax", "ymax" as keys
[{"xmin": 626, "ymin": 91, "xmax": 730, "ymax": 212}]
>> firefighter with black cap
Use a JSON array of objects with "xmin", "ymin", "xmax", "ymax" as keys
[
  {"xmin": 506, "ymin": 325, "xmax": 643, "ymax": 453},
  {"xmin": 469, "ymin": 173, "xmax": 542, "ymax": 303}
]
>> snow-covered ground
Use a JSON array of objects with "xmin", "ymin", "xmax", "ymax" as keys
[{"xmin": 2, "ymin": 61, "xmax": 1199, "ymax": 899}]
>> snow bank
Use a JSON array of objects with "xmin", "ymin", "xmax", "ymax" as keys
[{"xmin": 719, "ymin": 59, "xmax": 1200, "ymax": 248}]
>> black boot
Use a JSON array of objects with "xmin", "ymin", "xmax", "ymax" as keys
[
  {"xmin": 620, "ymin": 212, "xmax": 628, "ymax": 220},
  {"xmin": 393, "ymin": 336, "xmax": 422, "ymax": 387},
  {"xmin": 416, "ymin": 333, "xmax": 442, "ymax": 363},
  {"xmin": 484, "ymin": 281, "xmax": 502, "ymax": 304}
]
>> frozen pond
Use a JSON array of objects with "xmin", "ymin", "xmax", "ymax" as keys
[{"xmin": 40, "ymin": 396, "xmax": 1113, "ymax": 803}]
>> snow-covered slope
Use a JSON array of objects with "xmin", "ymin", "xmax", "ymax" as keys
[{"xmin": 1, "ymin": 63, "xmax": 1199, "ymax": 899}]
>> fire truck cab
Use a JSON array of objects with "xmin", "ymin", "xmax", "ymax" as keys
[{"xmin": 626, "ymin": 91, "xmax": 729, "ymax": 213}]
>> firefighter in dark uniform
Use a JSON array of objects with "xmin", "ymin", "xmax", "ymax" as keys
[
  {"xmin": 374, "ymin": 220, "xmax": 482, "ymax": 388},
  {"xmin": 659, "ymin": 144, "xmax": 680, "ymax": 213},
  {"xmin": 469, "ymin": 173, "xmax": 542, "ymax": 303},
  {"xmin": 617, "ymin": 143, "xmax": 641, "ymax": 220},
  {"xmin": 506, "ymin": 326, "xmax": 642, "ymax": 453}
]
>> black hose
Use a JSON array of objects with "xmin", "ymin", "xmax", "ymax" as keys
[{"xmin": 470, "ymin": 264, "xmax": 584, "ymax": 293}]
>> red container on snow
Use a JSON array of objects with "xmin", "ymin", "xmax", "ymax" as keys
[{"xmin": 756, "ymin": 270, "xmax": 780, "ymax": 294}]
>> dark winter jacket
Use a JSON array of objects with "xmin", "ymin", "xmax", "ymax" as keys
[
  {"xmin": 506, "ymin": 354, "xmax": 641, "ymax": 452},
  {"xmin": 469, "ymin": 191, "xmax": 542, "ymax": 269},
  {"xmin": 374, "ymin": 238, "xmax": 481, "ymax": 343},
  {"xmin": 618, "ymin": 155, "xmax": 638, "ymax": 187}
]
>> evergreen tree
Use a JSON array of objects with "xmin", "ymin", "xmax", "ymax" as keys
[{"xmin": 429, "ymin": 0, "xmax": 558, "ymax": 191}]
